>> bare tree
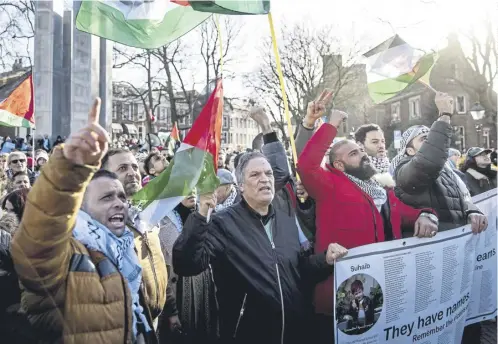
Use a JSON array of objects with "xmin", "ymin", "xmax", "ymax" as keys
[
  {"xmin": 113, "ymin": 46, "xmax": 164, "ymax": 133},
  {"xmin": 152, "ymin": 40, "xmax": 197, "ymax": 126},
  {"xmin": 0, "ymin": 0, "xmax": 34, "ymax": 70},
  {"xmin": 247, "ymin": 22, "xmax": 364, "ymax": 140},
  {"xmin": 199, "ymin": 16, "xmax": 243, "ymax": 86},
  {"xmin": 457, "ymin": 15, "xmax": 497, "ymax": 118}
]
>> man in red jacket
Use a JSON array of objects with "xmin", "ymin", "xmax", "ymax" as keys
[{"xmin": 297, "ymin": 109, "xmax": 438, "ymax": 344}]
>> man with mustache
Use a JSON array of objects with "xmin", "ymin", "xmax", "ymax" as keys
[
  {"xmin": 297, "ymin": 109, "xmax": 438, "ymax": 344},
  {"xmin": 354, "ymin": 124, "xmax": 390, "ymax": 174},
  {"xmin": 101, "ymin": 148, "xmax": 168, "ymax": 332}
]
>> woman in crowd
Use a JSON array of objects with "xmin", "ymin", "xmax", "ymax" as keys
[{"xmin": 2, "ymin": 188, "xmax": 29, "ymax": 222}]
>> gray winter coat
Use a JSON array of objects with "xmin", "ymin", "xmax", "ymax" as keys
[{"xmin": 393, "ymin": 121, "xmax": 482, "ymax": 231}]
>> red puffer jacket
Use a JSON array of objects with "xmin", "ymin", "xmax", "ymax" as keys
[{"xmin": 297, "ymin": 123, "xmax": 435, "ymax": 315}]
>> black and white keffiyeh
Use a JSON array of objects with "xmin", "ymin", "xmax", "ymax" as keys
[
  {"xmin": 389, "ymin": 125, "xmax": 430, "ymax": 175},
  {"xmin": 370, "ymin": 156, "xmax": 391, "ymax": 174},
  {"xmin": 345, "ymin": 173, "xmax": 387, "ymax": 211},
  {"xmin": 215, "ymin": 185, "xmax": 238, "ymax": 212}
]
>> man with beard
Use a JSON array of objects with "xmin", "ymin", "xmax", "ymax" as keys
[
  {"xmin": 297, "ymin": 109, "xmax": 438, "ymax": 344},
  {"xmin": 354, "ymin": 124, "xmax": 389, "ymax": 174},
  {"xmin": 460, "ymin": 147, "xmax": 497, "ymax": 196},
  {"xmin": 142, "ymin": 151, "xmax": 169, "ymax": 186},
  {"xmin": 101, "ymin": 148, "xmax": 168, "ymax": 331}
]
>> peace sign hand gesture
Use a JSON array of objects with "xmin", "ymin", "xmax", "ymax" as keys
[
  {"xmin": 63, "ymin": 98, "xmax": 110, "ymax": 166},
  {"xmin": 303, "ymin": 89, "xmax": 333, "ymax": 129}
]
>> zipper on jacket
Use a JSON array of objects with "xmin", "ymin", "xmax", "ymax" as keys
[
  {"xmin": 363, "ymin": 195, "xmax": 379, "ymax": 242},
  {"xmin": 262, "ymin": 220, "xmax": 285, "ymax": 344},
  {"xmin": 233, "ymin": 293, "xmax": 247, "ymax": 338},
  {"xmin": 143, "ymin": 232, "xmax": 160, "ymax": 308}
]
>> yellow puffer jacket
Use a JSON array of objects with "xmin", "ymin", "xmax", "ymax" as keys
[{"xmin": 11, "ymin": 147, "xmax": 167, "ymax": 344}]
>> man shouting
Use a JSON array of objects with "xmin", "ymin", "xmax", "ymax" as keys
[{"xmin": 12, "ymin": 99, "xmax": 165, "ymax": 344}]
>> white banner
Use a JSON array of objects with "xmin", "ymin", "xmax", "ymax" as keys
[
  {"xmin": 466, "ymin": 189, "xmax": 497, "ymax": 325},
  {"xmin": 333, "ymin": 190, "xmax": 497, "ymax": 344}
]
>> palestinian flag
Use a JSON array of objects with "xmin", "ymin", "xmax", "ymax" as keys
[
  {"xmin": 75, "ymin": 0, "xmax": 211, "ymax": 49},
  {"xmin": 166, "ymin": 122, "xmax": 181, "ymax": 156},
  {"xmin": 0, "ymin": 69, "xmax": 35, "ymax": 128},
  {"xmin": 172, "ymin": 0, "xmax": 270, "ymax": 15},
  {"xmin": 132, "ymin": 79, "xmax": 223, "ymax": 225},
  {"xmin": 364, "ymin": 35, "xmax": 437, "ymax": 104}
]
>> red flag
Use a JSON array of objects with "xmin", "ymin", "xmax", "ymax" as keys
[{"xmin": 183, "ymin": 79, "xmax": 223, "ymax": 170}]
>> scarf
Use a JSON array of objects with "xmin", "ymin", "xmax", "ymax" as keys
[
  {"xmin": 73, "ymin": 211, "xmax": 151, "ymax": 339},
  {"xmin": 389, "ymin": 125, "xmax": 430, "ymax": 175},
  {"xmin": 370, "ymin": 156, "xmax": 390, "ymax": 174},
  {"xmin": 345, "ymin": 173, "xmax": 387, "ymax": 211},
  {"xmin": 215, "ymin": 185, "xmax": 238, "ymax": 212}
]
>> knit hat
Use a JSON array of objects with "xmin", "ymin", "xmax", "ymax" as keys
[
  {"xmin": 389, "ymin": 125, "xmax": 430, "ymax": 174},
  {"xmin": 448, "ymin": 148, "xmax": 461, "ymax": 158},
  {"xmin": 35, "ymin": 150, "xmax": 49, "ymax": 164},
  {"xmin": 217, "ymin": 168, "xmax": 235, "ymax": 185}
]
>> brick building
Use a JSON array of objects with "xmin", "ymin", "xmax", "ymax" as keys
[{"xmin": 375, "ymin": 35, "xmax": 497, "ymax": 152}]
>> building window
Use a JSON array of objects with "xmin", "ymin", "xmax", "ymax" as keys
[
  {"xmin": 133, "ymin": 103, "xmax": 139, "ymax": 121},
  {"xmin": 138, "ymin": 126, "xmax": 143, "ymax": 140},
  {"xmin": 408, "ymin": 96, "xmax": 421, "ymax": 120},
  {"xmin": 456, "ymin": 96, "xmax": 466, "ymax": 114},
  {"xmin": 230, "ymin": 118, "xmax": 233, "ymax": 128},
  {"xmin": 221, "ymin": 132, "xmax": 227, "ymax": 144},
  {"xmin": 454, "ymin": 126, "xmax": 465, "ymax": 152},
  {"xmin": 391, "ymin": 102, "xmax": 401, "ymax": 123},
  {"xmin": 483, "ymin": 127, "xmax": 490, "ymax": 149},
  {"xmin": 450, "ymin": 63, "xmax": 461, "ymax": 80},
  {"xmin": 112, "ymin": 102, "xmax": 118, "ymax": 120},
  {"xmin": 229, "ymin": 133, "xmax": 233, "ymax": 144},
  {"xmin": 223, "ymin": 116, "xmax": 228, "ymax": 129}
]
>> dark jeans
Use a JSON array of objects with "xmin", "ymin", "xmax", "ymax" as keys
[
  {"xmin": 313, "ymin": 314, "xmax": 334, "ymax": 344},
  {"xmin": 462, "ymin": 323, "xmax": 481, "ymax": 344}
]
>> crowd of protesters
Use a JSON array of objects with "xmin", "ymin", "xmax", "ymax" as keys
[{"xmin": 0, "ymin": 91, "xmax": 494, "ymax": 344}]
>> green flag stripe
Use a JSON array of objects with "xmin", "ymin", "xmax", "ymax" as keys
[
  {"xmin": 76, "ymin": 1, "xmax": 211, "ymax": 49},
  {"xmin": 189, "ymin": 0, "xmax": 270, "ymax": 15},
  {"xmin": 132, "ymin": 145, "xmax": 219, "ymax": 210}
]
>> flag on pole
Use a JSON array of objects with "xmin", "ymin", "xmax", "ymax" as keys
[
  {"xmin": 75, "ymin": 0, "xmax": 211, "ymax": 49},
  {"xmin": 166, "ymin": 122, "xmax": 180, "ymax": 156},
  {"xmin": 172, "ymin": 0, "xmax": 270, "ymax": 15},
  {"xmin": 0, "ymin": 69, "xmax": 35, "ymax": 128},
  {"xmin": 132, "ymin": 79, "xmax": 223, "ymax": 225},
  {"xmin": 364, "ymin": 35, "xmax": 437, "ymax": 104}
]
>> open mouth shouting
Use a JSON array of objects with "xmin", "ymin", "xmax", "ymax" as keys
[{"xmin": 108, "ymin": 213, "xmax": 126, "ymax": 230}]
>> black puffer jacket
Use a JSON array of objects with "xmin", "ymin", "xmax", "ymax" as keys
[
  {"xmin": 173, "ymin": 200, "xmax": 333, "ymax": 344},
  {"xmin": 393, "ymin": 121, "xmax": 482, "ymax": 232},
  {"xmin": 464, "ymin": 168, "xmax": 497, "ymax": 197}
]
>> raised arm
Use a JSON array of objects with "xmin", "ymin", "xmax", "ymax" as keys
[
  {"xmin": 395, "ymin": 93, "xmax": 454, "ymax": 192},
  {"xmin": 395, "ymin": 119, "xmax": 452, "ymax": 192},
  {"xmin": 297, "ymin": 110, "xmax": 348, "ymax": 201},
  {"xmin": 173, "ymin": 193, "xmax": 226, "ymax": 276},
  {"xmin": 11, "ymin": 99, "xmax": 106, "ymax": 293}
]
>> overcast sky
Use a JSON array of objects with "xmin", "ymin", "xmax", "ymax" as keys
[{"xmin": 113, "ymin": 0, "xmax": 497, "ymax": 97}]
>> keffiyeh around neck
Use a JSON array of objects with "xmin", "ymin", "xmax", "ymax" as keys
[
  {"xmin": 345, "ymin": 173, "xmax": 387, "ymax": 211},
  {"xmin": 215, "ymin": 185, "xmax": 238, "ymax": 212},
  {"xmin": 370, "ymin": 156, "xmax": 390, "ymax": 174},
  {"xmin": 73, "ymin": 211, "xmax": 151, "ymax": 339},
  {"xmin": 389, "ymin": 125, "xmax": 430, "ymax": 175}
]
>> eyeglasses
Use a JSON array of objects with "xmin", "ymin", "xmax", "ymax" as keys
[{"xmin": 10, "ymin": 159, "xmax": 26, "ymax": 165}]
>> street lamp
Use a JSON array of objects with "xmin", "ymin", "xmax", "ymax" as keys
[{"xmin": 470, "ymin": 102, "xmax": 485, "ymax": 120}]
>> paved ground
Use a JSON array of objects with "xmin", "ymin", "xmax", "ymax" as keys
[{"xmin": 481, "ymin": 320, "xmax": 497, "ymax": 344}]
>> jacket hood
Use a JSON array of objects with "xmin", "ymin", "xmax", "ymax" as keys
[
  {"xmin": 373, "ymin": 172, "xmax": 396, "ymax": 188},
  {"xmin": 0, "ymin": 212, "xmax": 20, "ymax": 235}
]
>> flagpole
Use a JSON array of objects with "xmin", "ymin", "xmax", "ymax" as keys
[
  {"xmin": 267, "ymin": 13, "xmax": 303, "ymax": 198},
  {"xmin": 215, "ymin": 14, "xmax": 224, "ymax": 76}
]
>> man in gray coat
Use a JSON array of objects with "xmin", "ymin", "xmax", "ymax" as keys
[{"xmin": 389, "ymin": 92, "xmax": 487, "ymax": 344}]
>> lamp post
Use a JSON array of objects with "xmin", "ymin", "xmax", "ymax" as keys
[{"xmin": 470, "ymin": 102, "xmax": 485, "ymax": 147}]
